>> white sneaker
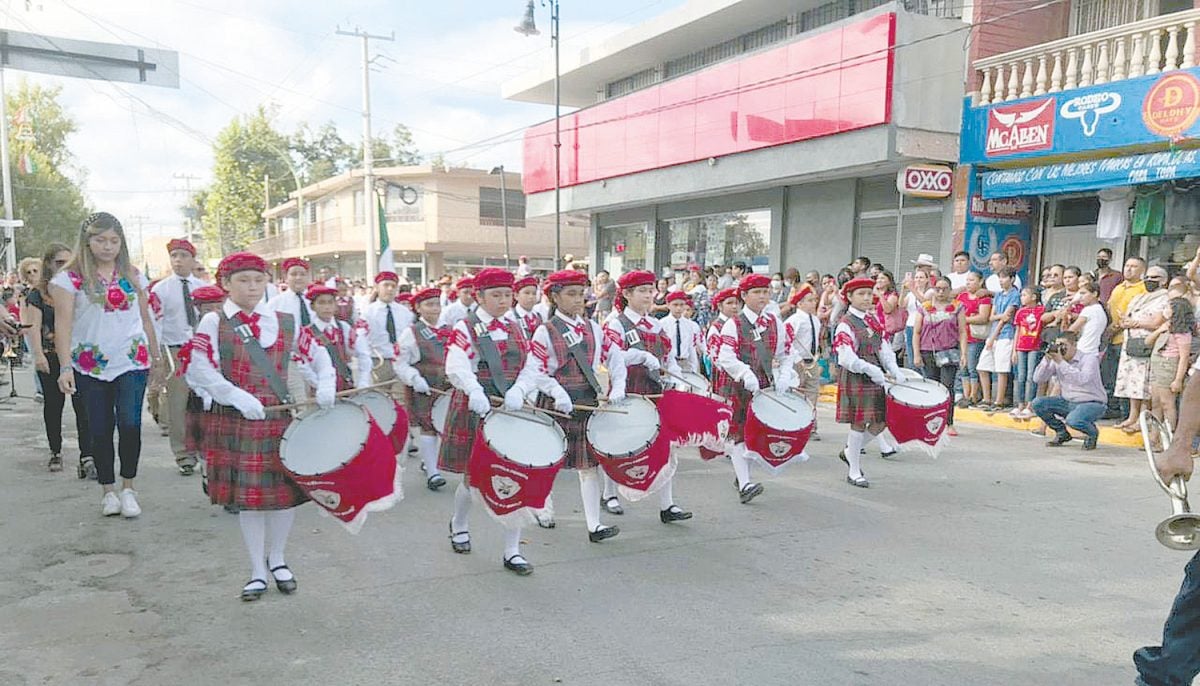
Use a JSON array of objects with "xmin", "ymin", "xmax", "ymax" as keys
[
  {"xmin": 101, "ymin": 491, "xmax": 121, "ymax": 516},
  {"xmin": 119, "ymin": 489, "xmax": 141, "ymax": 518}
]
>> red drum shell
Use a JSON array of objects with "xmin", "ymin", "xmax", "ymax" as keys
[
  {"xmin": 885, "ymin": 382, "xmax": 951, "ymax": 446},
  {"xmin": 467, "ymin": 410, "xmax": 565, "ymax": 519},
  {"xmin": 743, "ymin": 392, "xmax": 814, "ymax": 468}
]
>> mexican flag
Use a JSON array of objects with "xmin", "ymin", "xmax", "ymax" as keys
[{"xmin": 377, "ymin": 196, "xmax": 394, "ymax": 274}]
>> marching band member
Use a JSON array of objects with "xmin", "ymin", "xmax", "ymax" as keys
[
  {"xmin": 661, "ymin": 291, "xmax": 702, "ymax": 373},
  {"xmin": 364, "ymin": 271, "xmax": 414, "ymax": 389},
  {"xmin": 268, "ymin": 258, "xmax": 316, "ymax": 404},
  {"xmin": 439, "ymin": 268, "xmax": 534, "ymax": 575},
  {"xmin": 334, "ymin": 278, "xmax": 357, "ymax": 324},
  {"xmin": 180, "ymin": 285, "xmax": 225, "ymax": 504},
  {"xmin": 602, "ymin": 269, "xmax": 693, "ymax": 524},
  {"xmin": 185, "ymin": 252, "xmax": 336, "ymax": 601},
  {"xmin": 438, "ymin": 276, "xmax": 475, "ymax": 328},
  {"xmin": 706, "ymin": 287, "xmax": 741, "ymax": 383},
  {"xmin": 151, "ymin": 238, "xmax": 206, "ymax": 475},
  {"xmin": 834, "ymin": 277, "xmax": 904, "ymax": 488},
  {"xmin": 394, "ymin": 287, "xmax": 451, "ymax": 491},
  {"xmin": 784, "ymin": 282, "xmax": 823, "ymax": 440},
  {"xmin": 505, "ymin": 269, "xmax": 626, "ymax": 543},
  {"xmin": 716, "ymin": 273, "xmax": 799, "ymax": 503},
  {"xmin": 509, "ymin": 275, "xmax": 543, "ymax": 340},
  {"xmin": 304, "ymin": 283, "xmax": 372, "ymax": 393}
]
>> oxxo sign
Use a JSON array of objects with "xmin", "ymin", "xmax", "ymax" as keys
[{"xmin": 897, "ymin": 164, "xmax": 954, "ymax": 198}]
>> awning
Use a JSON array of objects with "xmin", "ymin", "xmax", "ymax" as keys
[{"xmin": 981, "ymin": 149, "xmax": 1200, "ymax": 199}]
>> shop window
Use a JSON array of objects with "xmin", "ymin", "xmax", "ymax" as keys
[
  {"xmin": 662, "ymin": 209, "xmax": 771, "ymax": 274},
  {"xmin": 1053, "ymin": 197, "xmax": 1100, "ymax": 226},
  {"xmin": 599, "ymin": 222, "xmax": 654, "ymax": 275}
]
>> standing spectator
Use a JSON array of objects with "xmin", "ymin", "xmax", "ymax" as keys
[
  {"xmin": 592, "ymin": 270, "xmax": 615, "ymax": 322},
  {"xmin": 1105, "ymin": 256, "xmax": 1148, "ymax": 415},
  {"xmin": 714, "ymin": 264, "xmax": 733, "ymax": 290},
  {"xmin": 651, "ymin": 278, "xmax": 671, "ymax": 318},
  {"xmin": 984, "ymin": 251, "xmax": 1022, "ymax": 294},
  {"xmin": 902, "ymin": 270, "xmax": 931, "ymax": 369},
  {"xmin": 516, "ymin": 255, "xmax": 532, "ymax": 278},
  {"xmin": 1094, "ymin": 247, "xmax": 1122, "ymax": 303},
  {"xmin": 947, "ymin": 251, "xmax": 972, "ymax": 293},
  {"xmin": 1011, "ymin": 286, "xmax": 1045, "ymax": 420},
  {"xmin": 1114, "ymin": 265, "xmax": 1169, "ymax": 432},
  {"xmin": 1070, "ymin": 282, "xmax": 1108, "ymax": 356},
  {"xmin": 913, "ymin": 276, "xmax": 966, "ymax": 436},
  {"xmin": 979, "ymin": 267, "xmax": 1021, "ymax": 412},
  {"xmin": 1145, "ymin": 279, "xmax": 1194, "ymax": 435},
  {"xmin": 730, "ymin": 261, "xmax": 749, "ymax": 282},
  {"xmin": 1032, "ymin": 331, "xmax": 1106, "ymax": 450},
  {"xmin": 875, "ymin": 271, "xmax": 906, "ymax": 356},
  {"xmin": 24, "ymin": 243, "xmax": 93, "ymax": 475},
  {"xmin": 956, "ymin": 270, "xmax": 993, "ymax": 407},
  {"xmin": 50, "ymin": 212, "xmax": 159, "ymax": 518},
  {"xmin": 849, "ymin": 256, "xmax": 871, "ymax": 278}
]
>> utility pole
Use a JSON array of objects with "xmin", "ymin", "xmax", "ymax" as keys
[
  {"xmin": 173, "ymin": 172, "xmax": 201, "ymax": 244},
  {"xmin": 128, "ymin": 214, "xmax": 149, "ymax": 274},
  {"xmin": 336, "ymin": 26, "xmax": 394, "ymax": 282}
]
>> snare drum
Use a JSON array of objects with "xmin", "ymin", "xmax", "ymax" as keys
[
  {"xmin": 467, "ymin": 408, "xmax": 566, "ymax": 527},
  {"xmin": 432, "ymin": 393, "xmax": 451, "ymax": 436},
  {"xmin": 895, "ymin": 367, "xmax": 924, "ymax": 383},
  {"xmin": 586, "ymin": 395, "xmax": 674, "ymax": 500},
  {"xmin": 886, "ymin": 380, "xmax": 951, "ymax": 454},
  {"xmin": 743, "ymin": 390, "xmax": 814, "ymax": 471},
  {"xmin": 350, "ymin": 391, "xmax": 410, "ymax": 455},
  {"xmin": 676, "ymin": 371, "xmax": 712, "ymax": 394},
  {"xmin": 279, "ymin": 401, "xmax": 402, "ymax": 534}
]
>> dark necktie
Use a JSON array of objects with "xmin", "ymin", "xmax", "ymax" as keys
[
  {"xmin": 809, "ymin": 314, "xmax": 817, "ymax": 359},
  {"xmin": 181, "ymin": 278, "xmax": 197, "ymax": 328},
  {"xmin": 385, "ymin": 306, "xmax": 397, "ymax": 344},
  {"xmin": 675, "ymin": 318, "xmax": 682, "ymax": 358},
  {"xmin": 299, "ymin": 296, "xmax": 310, "ymax": 326}
]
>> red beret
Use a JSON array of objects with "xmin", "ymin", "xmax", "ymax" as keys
[
  {"xmin": 617, "ymin": 270, "xmax": 655, "ymax": 290},
  {"xmin": 191, "ymin": 285, "xmax": 226, "ymax": 304},
  {"xmin": 455, "ymin": 276, "xmax": 476, "ymax": 290},
  {"xmin": 514, "ymin": 276, "xmax": 539, "ymax": 292},
  {"xmin": 397, "ymin": 293, "xmax": 414, "ymax": 305},
  {"xmin": 737, "ymin": 273, "xmax": 772, "ymax": 294},
  {"xmin": 473, "ymin": 268, "xmax": 514, "ymax": 292},
  {"xmin": 665, "ymin": 291, "xmax": 690, "ymax": 304},
  {"xmin": 841, "ymin": 277, "xmax": 876, "ymax": 302},
  {"xmin": 282, "ymin": 257, "xmax": 310, "ymax": 273},
  {"xmin": 304, "ymin": 283, "xmax": 337, "ymax": 301},
  {"xmin": 545, "ymin": 269, "xmax": 588, "ymax": 291},
  {"xmin": 374, "ymin": 271, "xmax": 399, "ymax": 284},
  {"xmin": 412, "ymin": 287, "xmax": 441, "ymax": 305},
  {"xmin": 712, "ymin": 287, "xmax": 739, "ymax": 306},
  {"xmin": 166, "ymin": 238, "xmax": 196, "ymax": 256},
  {"xmin": 788, "ymin": 283, "xmax": 816, "ymax": 306},
  {"xmin": 216, "ymin": 252, "xmax": 267, "ymax": 281},
  {"xmin": 687, "ymin": 264, "xmax": 701, "ymax": 272}
]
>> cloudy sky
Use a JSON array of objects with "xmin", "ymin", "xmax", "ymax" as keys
[{"xmin": 3, "ymin": 0, "xmax": 684, "ymax": 251}]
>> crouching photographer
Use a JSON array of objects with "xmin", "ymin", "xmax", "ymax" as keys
[{"xmin": 1030, "ymin": 330, "xmax": 1107, "ymax": 451}]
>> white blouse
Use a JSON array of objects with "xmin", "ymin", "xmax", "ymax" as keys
[{"xmin": 51, "ymin": 268, "xmax": 152, "ymax": 382}]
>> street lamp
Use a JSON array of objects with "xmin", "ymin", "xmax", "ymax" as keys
[
  {"xmin": 489, "ymin": 166, "xmax": 512, "ymax": 270},
  {"xmin": 515, "ymin": 0, "xmax": 561, "ymax": 270}
]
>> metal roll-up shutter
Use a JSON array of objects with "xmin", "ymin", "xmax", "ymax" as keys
[{"xmin": 855, "ymin": 176, "xmax": 945, "ymax": 274}]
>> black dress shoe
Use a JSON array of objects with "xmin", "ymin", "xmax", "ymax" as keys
[
  {"xmin": 846, "ymin": 474, "xmax": 870, "ymax": 488},
  {"xmin": 1046, "ymin": 433, "xmax": 1073, "ymax": 447},
  {"xmin": 240, "ymin": 578, "xmax": 267, "ymax": 602},
  {"xmin": 588, "ymin": 525, "xmax": 619, "ymax": 543},
  {"xmin": 449, "ymin": 521, "xmax": 471, "ymax": 554},
  {"xmin": 1082, "ymin": 436, "xmax": 1098, "ymax": 451},
  {"xmin": 269, "ymin": 565, "xmax": 297, "ymax": 594},
  {"xmin": 739, "ymin": 483, "xmax": 764, "ymax": 504},
  {"xmin": 602, "ymin": 497, "xmax": 624, "ymax": 515},
  {"xmin": 880, "ymin": 450, "xmax": 899, "ymax": 460},
  {"xmin": 427, "ymin": 474, "xmax": 447, "ymax": 491},
  {"xmin": 503, "ymin": 555, "xmax": 533, "ymax": 576},
  {"xmin": 659, "ymin": 505, "xmax": 693, "ymax": 523},
  {"xmin": 839, "ymin": 450, "xmax": 849, "ymax": 465}
]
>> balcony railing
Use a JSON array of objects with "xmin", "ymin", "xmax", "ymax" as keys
[{"xmin": 973, "ymin": 8, "xmax": 1200, "ymax": 105}]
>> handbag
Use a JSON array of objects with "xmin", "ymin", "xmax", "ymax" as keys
[
  {"xmin": 1125, "ymin": 336, "xmax": 1153, "ymax": 358},
  {"xmin": 934, "ymin": 348, "xmax": 961, "ymax": 368},
  {"xmin": 968, "ymin": 323, "xmax": 988, "ymax": 339}
]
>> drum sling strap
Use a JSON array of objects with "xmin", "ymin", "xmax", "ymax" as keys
[
  {"xmin": 740, "ymin": 313, "xmax": 776, "ymax": 387},
  {"xmin": 551, "ymin": 317, "xmax": 603, "ymax": 396},
  {"xmin": 224, "ymin": 313, "xmax": 292, "ymax": 404},
  {"xmin": 468, "ymin": 313, "xmax": 513, "ymax": 396},
  {"xmin": 414, "ymin": 319, "xmax": 445, "ymax": 357},
  {"xmin": 617, "ymin": 312, "xmax": 662, "ymax": 388},
  {"xmin": 311, "ymin": 323, "xmax": 353, "ymax": 387}
]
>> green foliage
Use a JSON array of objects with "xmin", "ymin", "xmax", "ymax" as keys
[{"xmin": 291, "ymin": 121, "xmax": 354, "ymax": 186}]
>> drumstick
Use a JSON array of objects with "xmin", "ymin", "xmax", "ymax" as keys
[
  {"xmin": 574, "ymin": 404, "xmax": 628, "ymax": 414},
  {"xmin": 891, "ymin": 382, "xmax": 936, "ymax": 394},
  {"xmin": 757, "ymin": 389, "xmax": 798, "ymax": 413},
  {"xmin": 262, "ymin": 380, "xmax": 402, "ymax": 412},
  {"xmin": 485, "ymin": 395, "xmax": 572, "ymax": 419}
]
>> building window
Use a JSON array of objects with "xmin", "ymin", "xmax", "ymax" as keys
[
  {"xmin": 386, "ymin": 184, "xmax": 424, "ymax": 222},
  {"xmin": 599, "ymin": 222, "xmax": 654, "ymax": 275},
  {"xmin": 304, "ymin": 201, "xmax": 317, "ymax": 225},
  {"xmin": 662, "ymin": 209, "xmax": 772, "ymax": 274},
  {"xmin": 479, "ymin": 187, "xmax": 526, "ymax": 227}
]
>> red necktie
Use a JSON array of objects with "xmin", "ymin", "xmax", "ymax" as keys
[
  {"xmin": 757, "ymin": 316, "xmax": 771, "ymax": 329},
  {"xmin": 488, "ymin": 319, "xmax": 507, "ymax": 333},
  {"xmin": 525, "ymin": 313, "xmax": 539, "ymax": 333},
  {"xmin": 237, "ymin": 311, "xmax": 261, "ymax": 339},
  {"xmin": 435, "ymin": 326, "xmax": 452, "ymax": 344}
]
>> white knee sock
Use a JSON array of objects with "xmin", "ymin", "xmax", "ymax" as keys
[
  {"xmin": 419, "ymin": 434, "xmax": 440, "ymax": 476},
  {"xmin": 658, "ymin": 478, "xmax": 675, "ymax": 510},
  {"xmin": 730, "ymin": 445, "xmax": 752, "ymax": 489},
  {"xmin": 503, "ymin": 527, "xmax": 523, "ymax": 559},
  {"xmin": 873, "ymin": 431, "xmax": 896, "ymax": 453},
  {"xmin": 451, "ymin": 480, "xmax": 472, "ymax": 534},
  {"xmin": 601, "ymin": 470, "xmax": 618, "ymax": 500},
  {"xmin": 579, "ymin": 468, "xmax": 603, "ymax": 532},
  {"xmin": 238, "ymin": 511, "xmax": 268, "ymax": 582},
  {"xmin": 844, "ymin": 430, "xmax": 865, "ymax": 480},
  {"xmin": 265, "ymin": 507, "xmax": 296, "ymax": 581}
]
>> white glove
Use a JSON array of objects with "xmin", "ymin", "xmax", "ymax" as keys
[
  {"xmin": 231, "ymin": 389, "xmax": 265, "ymax": 421},
  {"xmin": 865, "ymin": 364, "xmax": 888, "ymax": 388},
  {"xmin": 608, "ymin": 387, "xmax": 627, "ymax": 405},
  {"xmin": 640, "ymin": 352, "xmax": 661, "ymax": 372},
  {"xmin": 411, "ymin": 376, "xmax": 431, "ymax": 395},
  {"xmin": 776, "ymin": 369, "xmax": 798, "ymax": 391},
  {"xmin": 551, "ymin": 387, "xmax": 574, "ymax": 415},
  {"xmin": 316, "ymin": 386, "xmax": 335, "ymax": 410},
  {"xmin": 743, "ymin": 373, "xmax": 761, "ymax": 394},
  {"xmin": 468, "ymin": 390, "xmax": 491, "ymax": 417},
  {"xmin": 503, "ymin": 385, "xmax": 525, "ymax": 411}
]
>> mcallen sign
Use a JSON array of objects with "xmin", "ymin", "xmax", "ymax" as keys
[
  {"xmin": 985, "ymin": 98, "xmax": 1055, "ymax": 157},
  {"xmin": 897, "ymin": 164, "xmax": 954, "ymax": 198}
]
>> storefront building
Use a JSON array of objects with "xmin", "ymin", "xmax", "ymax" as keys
[
  {"xmin": 504, "ymin": 1, "xmax": 967, "ymax": 277},
  {"xmin": 958, "ymin": 7, "xmax": 1200, "ymax": 280}
]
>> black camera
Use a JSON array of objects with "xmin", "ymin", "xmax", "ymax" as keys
[{"xmin": 1049, "ymin": 341, "xmax": 1066, "ymax": 355}]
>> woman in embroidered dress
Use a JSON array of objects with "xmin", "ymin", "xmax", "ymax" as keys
[
  {"xmin": 912, "ymin": 276, "xmax": 967, "ymax": 437},
  {"xmin": 51, "ymin": 213, "xmax": 159, "ymax": 518}
]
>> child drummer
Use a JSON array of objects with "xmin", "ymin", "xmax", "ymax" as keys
[
  {"xmin": 185, "ymin": 252, "xmax": 336, "ymax": 601},
  {"xmin": 304, "ymin": 283, "xmax": 372, "ymax": 393},
  {"xmin": 393, "ymin": 287, "xmax": 451, "ymax": 491},
  {"xmin": 439, "ymin": 268, "xmax": 534, "ymax": 576},
  {"xmin": 504, "ymin": 269, "xmax": 627, "ymax": 544},
  {"xmin": 180, "ymin": 284, "xmax": 226, "ymax": 502}
]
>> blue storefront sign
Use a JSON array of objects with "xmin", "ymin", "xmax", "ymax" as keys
[
  {"xmin": 964, "ymin": 173, "xmax": 1034, "ymax": 283},
  {"xmin": 960, "ymin": 67, "xmax": 1200, "ymax": 165},
  {"xmin": 981, "ymin": 149, "xmax": 1200, "ymax": 198}
]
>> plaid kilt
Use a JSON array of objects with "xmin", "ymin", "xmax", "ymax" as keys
[
  {"xmin": 202, "ymin": 406, "xmax": 307, "ymax": 509},
  {"xmin": 836, "ymin": 370, "xmax": 887, "ymax": 425},
  {"xmin": 405, "ymin": 383, "xmax": 450, "ymax": 434},
  {"xmin": 437, "ymin": 389, "xmax": 478, "ymax": 475},
  {"xmin": 184, "ymin": 392, "xmax": 205, "ymax": 454},
  {"xmin": 536, "ymin": 393, "xmax": 595, "ymax": 470}
]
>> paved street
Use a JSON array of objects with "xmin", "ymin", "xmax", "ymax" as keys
[{"xmin": 0, "ymin": 367, "xmax": 1186, "ymax": 686}]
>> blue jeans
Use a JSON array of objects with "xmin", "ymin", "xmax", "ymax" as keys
[
  {"xmin": 1135, "ymin": 550, "xmax": 1200, "ymax": 685},
  {"xmin": 1030, "ymin": 396, "xmax": 1105, "ymax": 439},
  {"xmin": 1013, "ymin": 350, "xmax": 1042, "ymax": 404},
  {"xmin": 960, "ymin": 341, "xmax": 985, "ymax": 382},
  {"xmin": 904, "ymin": 326, "xmax": 916, "ymax": 369},
  {"xmin": 75, "ymin": 369, "xmax": 148, "ymax": 485}
]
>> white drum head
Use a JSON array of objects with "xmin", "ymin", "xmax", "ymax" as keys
[
  {"xmin": 482, "ymin": 410, "xmax": 566, "ymax": 467},
  {"xmin": 750, "ymin": 390, "xmax": 813, "ymax": 431},
  {"xmin": 432, "ymin": 394, "xmax": 451, "ymax": 435},
  {"xmin": 679, "ymin": 371, "xmax": 711, "ymax": 393},
  {"xmin": 280, "ymin": 401, "xmax": 369, "ymax": 475},
  {"xmin": 586, "ymin": 395, "xmax": 659, "ymax": 456},
  {"xmin": 349, "ymin": 392, "xmax": 397, "ymax": 433},
  {"xmin": 896, "ymin": 368, "xmax": 924, "ymax": 382},
  {"xmin": 889, "ymin": 380, "xmax": 950, "ymax": 406}
]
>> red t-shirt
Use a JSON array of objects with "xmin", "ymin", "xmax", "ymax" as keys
[
  {"xmin": 956, "ymin": 290, "xmax": 993, "ymax": 343},
  {"xmin": 1014, "ymin": 305, "xmax": 1045, "ymax": 352}
]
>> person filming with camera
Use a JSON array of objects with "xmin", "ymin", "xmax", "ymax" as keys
[{"xmin": 1030, "ymin": 330, "xmax": 1107, "ymax": 451}]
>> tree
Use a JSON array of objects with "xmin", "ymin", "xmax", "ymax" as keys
[
  {"xmin": 203, "ymin": 105, "xmax": 292, "ymax": 253},
  {"xmin": 290, "ymin": 120, "xmax": 354, "ymax": 185},
  {"xmin": 390, "ymin": 123, "xmax": 421, "ymax": 166},
  {"xmin": 6, "ymin": 80, "xmax": 89, "ymax": 260}
]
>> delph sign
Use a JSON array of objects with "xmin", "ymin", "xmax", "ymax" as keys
[{"xmin": 897, "ymin": 164, "xmax": 954, "ymax": 198}]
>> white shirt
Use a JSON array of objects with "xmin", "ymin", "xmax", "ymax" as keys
[
  {"xmin": 394, "ymin": 318, "xmax": 448, "ymax": 387},
  {"xmin": 903, "ymin": 292, "xmax": 922, "ymax": 328},
  {"xmin": 151, "ymin": 272, "xmax": 206, "ymax": 346},
  {"xmin": 267, "ymin": 289, "xmax": 315, "ymax": 329},
  {"xmin": 364, "ymin": 299, "xmax": 414, "ymax": 359},
  {"xmin": 510, "ymin": 311, "xmax": 625, "ymax": 400},
  {"xmin": 947, "ymin": 271, "xmax": 970, "ymax": 291},
  {"xmin": 261, "ymin": 282, "xmax": 279, "ymax": 304},
  {"xmin": 601, "ymin": 307, "xmax": 683, "ymax": 391},
  {"xmin": 506, "ymin": 304, "xmax": 544, "ymax": 340},
  {"xmin": 50, "ymin": 269, "xmax": 153, "ymax": 382},
  {"xmin": 532, "ymin": 301, "xmax": 551, "ymax": 321},
  {"xmin": 185, "ymin": 300, "xmax": 334, "ymax": 408},
  {"xmin": 445, "ymin": 308, "xmax": 518, "ymax": 398},
  {"xmin": 784, "ymin": 310, "xmax": 823, "ymax": 362},
  {"xmin": 832, "ymin": 306, "xmax": 902, "ymax": 380},
  {"xmin": 516, "ymin": 263, "xmax": 533, "ymax": 278},
  {"xmin": 716, "ymin": 306, "xmax": 795, "ymax": 387},
  {"xmin": 1076, "ymin": 302, "xmax": 1108, "ymax": 355},
  {"xmin": 310, "ymin": 315, "xmax": 372, "ymax": 389},
  {"xmin": 660, "ymin": 313, "xmax": 702, "ymax": 373},
  {"xmin": 985, "ymin": 272, "xmax": 1022, "ymax": 294},
  {"xmin": 717, "ymin": 275, "xmax": 734, "ymax": 290},
  {"xmin": 438, "ymin": 299, "xmax": 471, "ymax": 329}
]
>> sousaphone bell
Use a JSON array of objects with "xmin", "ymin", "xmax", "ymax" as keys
[{"xmin": 1139, "ymin": 411, "xmax": 1200, "ymax": 550}]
